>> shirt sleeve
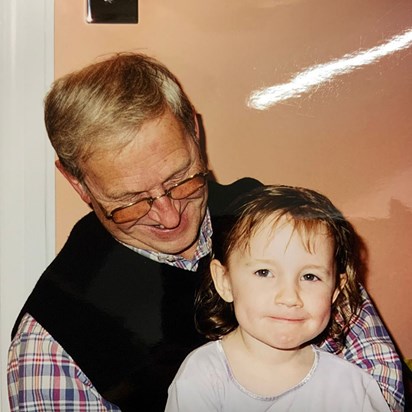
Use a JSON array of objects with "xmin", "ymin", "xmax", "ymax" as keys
[
  {"xmin": 362, "ymin": 379, "xmax": 392, "ymax": 412},
  {"xmin": 7, "ymin": 313, "xmax": 121, "ymax": 412},
  {"xmin": 166, "ymin": 377, "xmax": 221, "ymax": 412},
  {"xmin": 320, "ymin": 285, "xmax": 405, "ymax": 412},
  {"xmin": 165, "ymin": 344, "xmax": 223, "ymax": 412}
]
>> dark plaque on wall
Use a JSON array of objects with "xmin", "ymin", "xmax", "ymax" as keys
[{"xmin": 87, "ymin": 0, "xmax": 138, "ymax": 24}]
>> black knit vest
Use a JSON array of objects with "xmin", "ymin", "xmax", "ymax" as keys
[{"xmin": 12, "ymin": 178, "xmax": 261, "ymax": 411}]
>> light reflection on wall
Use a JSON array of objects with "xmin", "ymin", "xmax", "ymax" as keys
[{"xmin": 247, "ymin": 29, "xmax": 412, "ymax": 110}]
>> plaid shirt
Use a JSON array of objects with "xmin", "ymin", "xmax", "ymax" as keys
[
  {"xmin": 319, "ymin": 285, "xmax": 405, "ymax": 411},
  {"xmin": 8, "ymin": 313, "xmax": 120, "ymax": 412},
  {"xmin": 8, "ymin": 213, "xmax": 404, "ymax": 411}
]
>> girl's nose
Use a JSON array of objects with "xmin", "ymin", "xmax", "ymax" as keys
[{"xmin": 274, "ymin": 281, "xmax": 303, "ymax": 308}]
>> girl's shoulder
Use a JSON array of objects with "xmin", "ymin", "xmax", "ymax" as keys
[
  {"xmin": 174, "ymin": 340, "xmax": 226, "ymax": 380},
  {"xmin": 313, "ymin": 345, "xmax": 380, "ymax": 387}
]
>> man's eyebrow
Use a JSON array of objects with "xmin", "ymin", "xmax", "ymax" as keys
[
  {"xmin": 104, "ymin": 163, "xmax": 193, "ymax": 201},
  {"xmin": 104, "ymin": 189, "xmax": 145, "ymax": 202},
  {"xmin": 164, "ymin": 164, "xmax": 192, "ymax": 183}
]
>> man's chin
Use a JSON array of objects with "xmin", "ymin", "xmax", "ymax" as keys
[
  {"xmin": 160, "ymin": 236, "xmax": 198, "ymax": 259},
  {"xmin": 112, "ymin": 213, "xmax": 203, "ymax": 258}
]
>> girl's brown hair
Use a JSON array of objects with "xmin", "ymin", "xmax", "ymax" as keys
[{"xmin": 195, "ymin": 185, "xmax": 363, "ymax": 349}]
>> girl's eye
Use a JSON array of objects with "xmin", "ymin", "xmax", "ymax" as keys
[
  {"xmin": 254, "ymin": 269, "xmax": 272, "ymax": 278},
  {"xmin": 302, "ymin": 273, "xmax": 320, "ymax": 282}
]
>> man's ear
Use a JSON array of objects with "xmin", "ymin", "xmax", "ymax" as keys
[
  {"xmin": 210, "ymin": 259, "xmax": 234, "ymax": 303},
  {"xmin": 332, "ymin": 273, "xmax": 348, "ymax": 303},
  {"xmin": 193, "ymin": 112, "xmax": 201, "ymax": 143},
  {"xmin": 55, "ymin": 159, "xmax": 91, "ymax": 205}
]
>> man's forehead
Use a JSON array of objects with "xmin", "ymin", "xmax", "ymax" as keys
[{"xmin": 82, "ymin": 142, "xmax": 201, "ymax": 201}]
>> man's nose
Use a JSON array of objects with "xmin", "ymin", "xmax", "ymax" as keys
[{"xmin": 147, "ymin": 195, "xmax": 181, "ymax": 228}]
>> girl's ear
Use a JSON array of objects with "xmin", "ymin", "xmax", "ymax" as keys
[
  {"xmin": 210, "ymin": 259, "xmax": 234, "ymax": 303},
  {"xmin": 332, "ymin": 273, "xmax": 348, "ymax": 303}
]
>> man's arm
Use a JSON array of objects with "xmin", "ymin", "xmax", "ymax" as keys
[
  {"xmin": 320, "ymin": 285, "xmax": 405, "ymax": 412},
  {"xmin": 7, "ymin": 313, "xmax": 120, "ymax": 412}
]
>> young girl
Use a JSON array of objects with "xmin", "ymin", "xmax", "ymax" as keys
[{"xmin": 165, "ymin": 185, "xmax": 390, "ymax": 412}]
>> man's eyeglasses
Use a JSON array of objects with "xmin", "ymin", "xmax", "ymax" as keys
[{"xmin": 102, "ymin": 171, "xmax": 209, "ymax": 224}]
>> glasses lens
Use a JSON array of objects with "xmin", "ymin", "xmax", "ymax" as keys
[
  {"xmin": 110, "ymin": 173, "xmax": 207, "ymax": 224},
  {"xmin": 112, "ymin": 200, "xmax": 151, "ymax": 224},
  {"xmin": 170, "ymin": 175, "xmax": 206, "ymax": 200}
]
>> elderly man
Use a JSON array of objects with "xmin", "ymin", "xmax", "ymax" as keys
[{"xmin": 8, "ymin": 53, "xmax": 404, "ymax": 411}]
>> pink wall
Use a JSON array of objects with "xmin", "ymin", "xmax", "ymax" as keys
[{"xmin": 55, "ymin": 0, "xmax": 412, "ymax": 358}]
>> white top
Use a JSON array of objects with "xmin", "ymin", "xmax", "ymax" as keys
[{"xmin": 166, "ymin": 341, "xmax": 390, "ymax": 412}]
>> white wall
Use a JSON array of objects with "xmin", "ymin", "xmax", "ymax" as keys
[{"xmin": 0, "ymin": 1, "xmax": 54, "ymax": 410}]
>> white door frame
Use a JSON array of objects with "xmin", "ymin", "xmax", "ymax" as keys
[{"xmin": 0, "ymin": 1, "xmax": 54, "ymax": 409}]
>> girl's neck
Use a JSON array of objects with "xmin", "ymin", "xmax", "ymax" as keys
[{"xmin": 221, "ymin": 329, "xmax": 315, "ymax": 397}]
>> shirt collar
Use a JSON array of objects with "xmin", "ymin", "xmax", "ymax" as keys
[{"xmin": 119, "ymin": 208, "xmax": 213, "ymax": 271}]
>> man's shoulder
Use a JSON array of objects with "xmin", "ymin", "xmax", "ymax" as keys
[
  {"xmin": 53, "ymin": 212, "xmax": 136, "ymax": 271},
  {"xmin": 208, "ymin": 177, "xmax": 263, "ymax": 216},
  {"xmin": 68, "ymin": 211, "xmax": 111, "ymax": 244}
]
